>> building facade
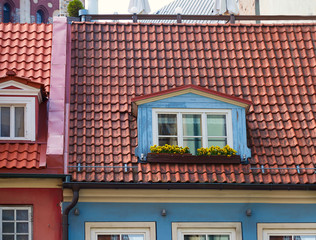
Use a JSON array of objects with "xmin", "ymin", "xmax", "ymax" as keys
[
  {"xmin": 0, "ymin": 0, "xmax": 84, "ymax": 23},
  {"xmin": 0, "ymin": 17, "xmax": 70, "ymax": 240},
  {"xmin": 63, "ymin": 20, "xmax": 316, "ymax": 240}
]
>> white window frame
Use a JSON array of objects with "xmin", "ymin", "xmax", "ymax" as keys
[
  {"xmin": 152, "ymin": 108, "xmax": 233, "ymax": 148},
  {"xmin": 172, "ymin": 222, "xmax": 242, "ymax": 240},
  {"xmin": 0, "ymin": 97, "xmax": 35, "ymax": 141},
  {"xmin": 86, "ymin": 222, "xmax": 156, "ymax": 240},
  {"xmin": 0, "ymin": 206, "xmax": 33, "ymax": 240},
  {"xmin": 258, "ymin": 223, "xmax": 316, "ymax": 240}
]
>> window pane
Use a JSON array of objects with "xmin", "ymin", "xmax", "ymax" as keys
[
  {"xmin": 183, "ymin": 114, "xmax": 201, "ymax": 136},
  {"xmin": 208, "ymin": 235, "xmax": 230, "ymax": 240},
  {"xmin": 158, "ymin": 114, "xmax": 177, "ymax": 135},
  {"xmin": 2, "ymin": 210, "xmax": 14, "ymax": 220},
  {"xmin": 36, "ymin": 10, "xmax": 44, "ymax": 24},
  {"xmin": 2, "ymin": 222, "xmax": 14, "ymax": 233},
  {"xmin": 17, "ymin": 222, "xmax": 28, "ymax": 233},
  {"xmin": 1, "ymin": 107, "xmax": 10, "ymax": 137},
  {"xmin": 98, "ymin": 235, "xmax": 120, "ymax": 240},
  {"xmin": 270, "ymin": 237, "xmax": 292, "ymax": 240},
  {"xmin": 158, "ymin": 137, "xmax": 178, "ymax": 146},
  {"xmin": 3, "ymin": 235, "xmax": 14, "ymax": 240},
  {"xmin": 183, "ymin": 137, "xmax": 202, "ymax": 155},
  {"xmin": 3, "ymin": 3, "xmax": 11, "ymax": 23},
  {"xmin": 184, "ymin": 235, "xmax": 206, "ymax": 240},
  {"xmin": 207, "ymin": 115, "xmax": 226, "ymax": 137},
  {"xmin": 16, "ymin": 210, "xmax": 28, "ymax": 220},
  {"xmin": 15, "ymin": 107, "xmax": 25, "ymax": 137},
  {"xmin": 122, "ymin": 234, "xmax": 144, "ymax": 240},
  {"xmin": 208, "ymin": 138, "xmax": 227, "ymax": 148},
  {"xmin": 17, "ymin": 235, "xmax": 29, "ymax": 240}
]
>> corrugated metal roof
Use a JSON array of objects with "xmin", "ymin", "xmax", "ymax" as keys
[{"xmin": 144, "ymin": 0, "xmax": 220, "ymax": 23}]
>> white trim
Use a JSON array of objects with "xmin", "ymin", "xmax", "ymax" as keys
[
  {"xmin": 86, "ymin": 222, "xmax": 156, "ymax": 240},
  {"xmin": 0, "ymin": 80, "xmax": 42, "ymax": 102},
  {"xmin": 63, "ymin": 189, "xmax": 316, "ymax": 204},
  {"xmin": 152, "ymin": 108, "xmax": 233, "ymax": 150},
  {"xmin": 258, "ymin": 223, "xmax": 316, "ymax": 240},
  {"xmin": 172, "ymin": 222, "xmax": 242, "ymax": 240},
  {"xmin": 0, "ymin": 206, "xmax": 33, "ymax": 240},
  {"xmin": 0, "ymin": 97, "xmax": 36, "ymax": 141}
]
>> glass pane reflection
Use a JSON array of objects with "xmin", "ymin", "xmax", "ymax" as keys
[
  {"xmin": 158, "ymin": 114, "xmax": 177, "ymax": 136},
  {"xmin": 207, "ymin": 115, "xmax": 226, "ymax": 137}
]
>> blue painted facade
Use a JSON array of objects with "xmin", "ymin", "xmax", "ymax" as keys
[
  {"xmin": 66, "ymin": 201, "xmax": 316, "ymax": 240},
  {"xmin": 135, "ymin": 93, "xmax": 251, "ymax": 159}
]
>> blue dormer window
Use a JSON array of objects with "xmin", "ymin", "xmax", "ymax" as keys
[
  {"xmin": 132, "ymin": 85, "xmax": 252, "ymax": 161},
  {"xmin": 3, "ymin": 3, "xmax": 11, "ymax": 23},
  {"xmin": 153, "ymin": 109, "xmax": 233, "ymax": 155}
]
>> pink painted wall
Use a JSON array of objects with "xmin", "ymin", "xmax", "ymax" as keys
[
  {"xmin": 0, "ymin": 188, "xmax": 63, "ymax": 240},
  {"xmin": 47, "ymin": 17, "xmax": 69, "ymax": 174}
]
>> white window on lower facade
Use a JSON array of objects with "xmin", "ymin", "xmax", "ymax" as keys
[
  {"xmin": 172, "ymin": 222, "xmax": 242, "ymax": 240},
  {"xmin": 0, "ymin": 206, "xmax": 32, "ymax": 240},
  {"xmin": 86, "ymin": 222, "xmax": 156, "ymax": 240},
  {"xmin": 0, "ymin": 97, "xmax": 35, "ymax": 141},
  {"xmin": 153, "ymin": 109, "xmax": 233, "ymax": 154},
  {"xmin": 258, "ymin": 223, "xmax": 316, "ymax": 240}
]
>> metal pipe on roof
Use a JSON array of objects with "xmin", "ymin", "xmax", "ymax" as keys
[
  {"xmin": 64, "ymin": 103, "xmax": 70, "ymax": 174},
  {"xmin": 62, "ymin": 186, "xmax": 79, "ymax": 240}
]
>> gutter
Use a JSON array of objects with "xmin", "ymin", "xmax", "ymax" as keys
[
  {"xmin": 62, "ymin": 186, "xmax": 79, "ymax": 240},
  {"xmin": 63, "ymin": 182, "xmax": 316, "ymax": 191},
  {"xmin": 0, "ymin": 173, "xmax": 69, "ymax": 178}
]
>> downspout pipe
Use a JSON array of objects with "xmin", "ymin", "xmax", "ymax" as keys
[{"xmin": 62, "ymin": 186, "xmax": 79, "ymax": 240}]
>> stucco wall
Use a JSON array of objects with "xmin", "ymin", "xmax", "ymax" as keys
[
  {"xmin": 67, "ymin": 202, "xmax": 316, "ymax": 240},
  {"xmin": 0, "ymin": 188, "xmax": 63, "ymax": 240}
]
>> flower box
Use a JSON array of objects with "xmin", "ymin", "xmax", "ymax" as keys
[{"xmin": 146, "ymin": 153, "xmax": 241, "ymax": 164}]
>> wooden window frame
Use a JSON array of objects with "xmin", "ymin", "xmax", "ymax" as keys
[
  {"xmin": 0, "ymin": 206, "xmax": 33, "ymax": 240},
  {"xmin": 172, "ymin": 222, "xmax": 242, "ymax": 240},
  {"xmin": 0, "ymin": 97, "xmax": 35, "ymax": 141},
  {"xmin": 152, "ymin": 108, "xmax": 233, "ymax": 148},
  {"xmin": 258, "ymin": 223, "xmax": 316, "ymax": 240},
  {"xmin": 85, "ymin": 222, "xmax": 156, "ymax": 240}
]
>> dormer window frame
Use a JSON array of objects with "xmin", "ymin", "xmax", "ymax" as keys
[
  {"xmin": 0, "ymin": 97, "xmax": 35, "ymax": 141},
  {"xmin": 152, "ymin": 108, "xmax": 233, "ymax": 154}
]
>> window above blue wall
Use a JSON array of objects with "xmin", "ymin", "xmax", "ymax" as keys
[
  {"xmin": 132, "ymin": 85, "xmax": 252, "ymax": 163},
  {"xmin": 152, "ymin": 108, "xmax": 233, "ymax": 155}
]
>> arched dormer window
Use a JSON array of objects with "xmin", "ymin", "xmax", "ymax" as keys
[
  {"xmin": 3, "ymin": 3, "xmax": 11, "ymax": 23},
  {"xmin": 36, "ymin": 9, "xmax": 44, "ymax": 23}
]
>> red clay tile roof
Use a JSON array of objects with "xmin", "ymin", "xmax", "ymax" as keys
[
  {"xmin": 0, "ymin": 23, "xmax": 52, "ymax": 170},
  {"xmin": 0, "ymin": 23, "xmax": 52, "ymax": 92},
  {"xmin": 69, "ymin": 22, "xmax": 316, "ymax": 185},
  {"xmin": 0, "ymin": 143, "xmax": 46, "ymax": 169}
]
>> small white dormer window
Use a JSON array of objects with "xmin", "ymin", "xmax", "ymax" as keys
[
  {"xmin": 0, "ymin": 71, "xmax": 44, "ymax": 142},
  {"xmin": 0, "ymin": 97, "xmax": 35, "ymax": 140}
]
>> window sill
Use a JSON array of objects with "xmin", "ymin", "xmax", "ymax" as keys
[{"xmin": 147, "ymin": 153, "xmax": 241, "ymax": 164}]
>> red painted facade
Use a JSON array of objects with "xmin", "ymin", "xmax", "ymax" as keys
[{"xmin": 0, "ymin": 188, "xmax": 62, "ymax": 240}]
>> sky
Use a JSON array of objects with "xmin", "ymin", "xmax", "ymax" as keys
[{"xmin": 98, "ymin": 0, "xmax": 174, "ymax": 14}]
